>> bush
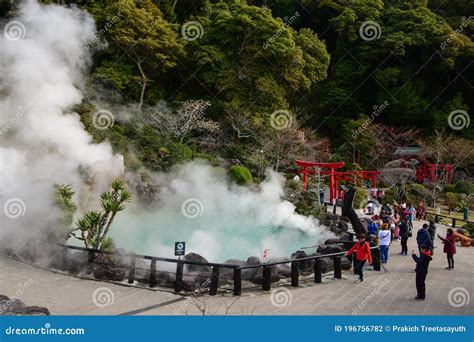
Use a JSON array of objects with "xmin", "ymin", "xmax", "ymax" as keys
[
  {"xmin": 453, "ymin": 180, "xmax": 474, "ymax": 194},
  {"xmin": 462, "ymin": 222, "xmax": 474, "ymax": 237},
  {"xmin": 353, "ymin": 187, "xmax": 369, "ymax": 208},
  {"xmin": 228, "ymin": 165, "xmax": 253, "ymax": 185}
]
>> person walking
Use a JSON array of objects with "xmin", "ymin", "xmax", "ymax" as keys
[
  {"xmin": 345, "ymin": 233, "xmax": 373, "ymax": 283},
  {"xmin": 438, "ymin": 228, "xmax": 456, "ymax": 269},
  {"xmin": 398, "ymin": 217, "xmax": 410, "ymax": 255},
  {"xmin": 378, "ymin": 224, "xmax": 391, "ymax": 263},
  {"xmin": 412, "ymin": 245, "xmax": 432, "ymax": 300},
  {"xmin": 416, "ymin": 223, "xmax": 433, "ymax": 252}
]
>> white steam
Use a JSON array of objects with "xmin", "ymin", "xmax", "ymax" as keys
[
  {"xmin": 0, "ymin": 0, "xmax": 122, "ymax": 246},
  {"xmin": 113, "ymin": 162, "xmax": 333, "ymax": 261},
  {"xmin": 0, "ymin": 1, "xmax": 332, "ymax": 262}
]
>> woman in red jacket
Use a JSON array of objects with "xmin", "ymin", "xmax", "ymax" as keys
[
  {"xmin": 438, "ymin": 228, "xmax": 456, "ymax": 269},
  {"xmin": 345, "ymin": 233, "xmax": 373, "ymax": 283}
]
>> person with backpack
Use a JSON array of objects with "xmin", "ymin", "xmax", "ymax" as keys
[
  {"xmin": 438, "ymin": 228, "xmax": 456, "ymax": 269},
  {"xmin": 398, "ymin": 217, "xmax": 410, "ymax": 255},
  {"xmin": 345, "ymin": 233, "xmax": 373, "ymax": 283},
  {"xmin": 412, "ymin": 245, "xmax": 432, "ymax": 300},
  {"xmin": 378, "ymin": 224, "xmax": 391, "ymax": 263},
  {"xmin": 416, "ymin": 223, "xmax": 433, "ymax": 252}
]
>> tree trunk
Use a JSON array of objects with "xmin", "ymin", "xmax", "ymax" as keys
[{"xmin": 137, "ymin": 61, "xmax": 148, "ymax": 112}]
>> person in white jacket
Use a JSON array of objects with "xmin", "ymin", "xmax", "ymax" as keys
[{"xmin": 378, "ymin": 223, "xmax": 391, "ymax": 263}]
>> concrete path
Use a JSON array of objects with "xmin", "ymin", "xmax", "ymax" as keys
[{"xmin": 0, "ymin": 221, "xmax": 472, "ymax": 315}]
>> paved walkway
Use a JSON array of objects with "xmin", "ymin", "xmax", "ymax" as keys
[{"xmin": 0, "ymin": 221, "xmax": 472, "ymax": 315}]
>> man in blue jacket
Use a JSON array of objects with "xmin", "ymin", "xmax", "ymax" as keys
[{"xmin": 416, "ymin": 223, "xmax": 433, "ymax": 252}]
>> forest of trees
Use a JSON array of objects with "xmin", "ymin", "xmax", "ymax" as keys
[{"xmin": 2, "ymin": 0, "xmax": 473, "ymax": 177}]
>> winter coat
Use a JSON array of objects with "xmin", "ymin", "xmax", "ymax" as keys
[
  {"xmin": 439, "ymin": 233, "xmax": 456, "ymax": 255},
  {"xmin": 412, "ymin": 250, "xmax": 432, "ymax": 275},
  {"xmin": 416, "ymin": 228, "xmax": 433, "ymax": 249},
  {"xmin": 347, "ymin": 241, "xmax": 373, "ymax": 264},
  {"xmin": 428, "ymin": 223, "xmax": 436, "ymax": 241},
  {"xmin": 398, "ymin": 221, "xmax": 409, "ymax": 238}
]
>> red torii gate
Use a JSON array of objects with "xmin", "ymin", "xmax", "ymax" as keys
[
  {"xmin": 295, "ymin": 160, "xmax": 381, "ymax": 203},
  {"xmin": 416, "ymin": 161, "xmax": 454, "ymax": 185}
]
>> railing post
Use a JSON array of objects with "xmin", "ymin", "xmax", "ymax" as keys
[
  {"xmin": 452, "ymin": 218, "xmax": 456, "ymax": 228},
  {"xmin": 314, "ymin": 259, "xmax": 322, "ymax": 283},
  {"xmin": 86, "ymin": 250, "xmax": 94, "ymax": 275},
  {"xmin": 174, "ymin": 261, "xmax": 184, "ymax": 293},
  {"xmin": 372, "ymin": 248, "xmax": 381, "ymax": 271},
  {"xmin": 233, "ymin": 268, "xmax": 242, "ymax": 296},
  {"xmin": 435, "ymin": 214, "xmax": 439, "ymax": 223},
  {"xmin": 149, "ymin": 259, "xmax": 157, "ymax": 288},
  {"xmin": 291, "ymin": 262, "xmax": 299, "ymax": 287},
  {"xmin": 61, "ymin": 247, "xmax": 69, "ymax": 272},
  {"xmin": 352, "ymin": 255, "xmax": 357, "ymax": 274},
  {"xmin": 209, "ymin": 266, "xmax": 220, "ymax": 296},
  {"xmin": 128, "ymin": 255, "xmax": 136, "ymax": 284},
  {"xmin": 334, "ymin": 256, "xmax": 342, "ymax": 279},
  {"xmin": 262, "ymin": 266, "xmax": 272, "ymax": 291},
  {"xmin": 333, "ymin": 204, "xmax": 337, "ymax": 214}
]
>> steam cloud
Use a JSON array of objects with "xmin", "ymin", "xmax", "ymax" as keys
[
  {"xmin": 0, "ymin": 0, "xmax": 122, "ymax": 247},
  {"xmin": 0, "ymin": 0, "xmax": 332, "ymax": 262},
  {"xmin": 114, "ymin": 163, "xmax": 333, "ymax": 261}
]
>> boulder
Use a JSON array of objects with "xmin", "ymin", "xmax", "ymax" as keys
[
  {"xmin": 93, "ymin": 265, "xmax": 127, "ymax": 282},
  {"xmin": 337, "ymin": 220, "xmax": 349, "ymax": 232},
  {"xmin": 316, "ymin": 244, "xmax": 344, "ymax": 255},
  {"xmin": 183, "ymin": 253, "xmax": 212, "ymax": 275},
  {"xmin": 0, "ymin": 295, "xmax": 49, "ymax": 316},
  {"xmin": 291, "ymin": 250, "xmax": 313, "ymax": 274},
  {"xmin": 246, "ymin": 256, "xmax": 261, "ymax": 266}
]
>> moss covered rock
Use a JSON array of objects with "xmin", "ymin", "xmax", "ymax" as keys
[{"xmin": 228, "ymin": 165, "xmax": 253, "ymax": 185}]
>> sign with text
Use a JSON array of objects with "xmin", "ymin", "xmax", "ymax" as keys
[{"xmin": 174, "ymin": 241, "xmax": 186, "ymax": 256}]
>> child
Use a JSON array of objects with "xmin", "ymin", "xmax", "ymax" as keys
[
  {"xmin": 438, "ymin": 228, "xmax": 456, "ymax": 269},
  {"xmin": 378, "ymin": 224, "xmax": 391, "ymax": 263},
  {"xmin": 345, "ymin": 233, "xmax": 372, "ymax": 283},
  {"xmin": 412, "ymin": 245, "xmax": 432, "ymax": 300}
]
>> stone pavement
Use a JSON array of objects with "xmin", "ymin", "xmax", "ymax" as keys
[{"xmin": 0, "ymin": 221, "xmax": 472, "ymax": 315}]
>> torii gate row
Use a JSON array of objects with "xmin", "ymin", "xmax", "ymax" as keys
[{"xmin": 295, "ymin": 160, "xmax": 381, "ymax": 203}]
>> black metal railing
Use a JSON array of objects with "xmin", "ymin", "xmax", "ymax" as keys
[
  {"xmin": 425, "ymin": 211, "xmax": 473, "ymax": 228},
  {"xmin": 54, "ymin": 243, "xmax": 380, "ymax": 296}
]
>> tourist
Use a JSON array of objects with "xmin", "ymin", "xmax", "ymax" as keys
[
  {"xmin": 398, "ymin": 217, "xmax": 410, "ymax": 255},
  {"xmin": 416, "ymin": 201, "xmax": 426, "ymax": 220},
  {"xmin": 408, "ymin": 203, "xmax": 415, "ymax": 228},
  {"xmin": 428, "ymin": 220, "xmax": 437, "ymax": 248},
  {"xmin": 345, "ymin": 233, "xmax": 372, "ymax": 283},
  {"xmin": 416, "ymin": 223, "xmax": 433, "ymax": 252},
  {"xmin": 378, "ymin": 224, "xmax": 391, "ymax": 263},
  {"xmin": 412, "ymin": 245, "xmax": 432, "ymax": 300},
  {"xmin": 437, "ymin": 229, "xmax": 456, "ymax": 270}
]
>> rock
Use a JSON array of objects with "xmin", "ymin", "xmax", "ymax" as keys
[
  {"xmin": 93, "ymin": 265, "xmax": 127, "ymax": 281},
  {"xmin": 246, "ymin": 256, "xmax": 261, "ymax": 266},
  {"xmin": 183, "ymin": 253, "xmax": 212, "ymax": 275},
  {"xmin": 318, "ymin": 256, "xmax": 333, "ymax": 274},
  {"xmin": 337, "ymin": 220, "xmax": 349, "ymax": 232},
  {"xmin": 291, "ymin": 250, "xmax": 313, "ymax": 274},
  {"xmin": 325, "ymin": 238, "xmax": 340, "ymax": 245},
  {"xmin": 341, "ymin": 257, "xmax": 352, "ymax": 270},
  {"xmin": 316, "ymin": 244, "xmax": 344, "ymax": 255},
  {"xmin": 0, "ymin": 295, "xmax": 49, "ymax": 316},
  {"xmin": 156, "ymin": 272, "xmax": 175, "ymax": 287}
]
